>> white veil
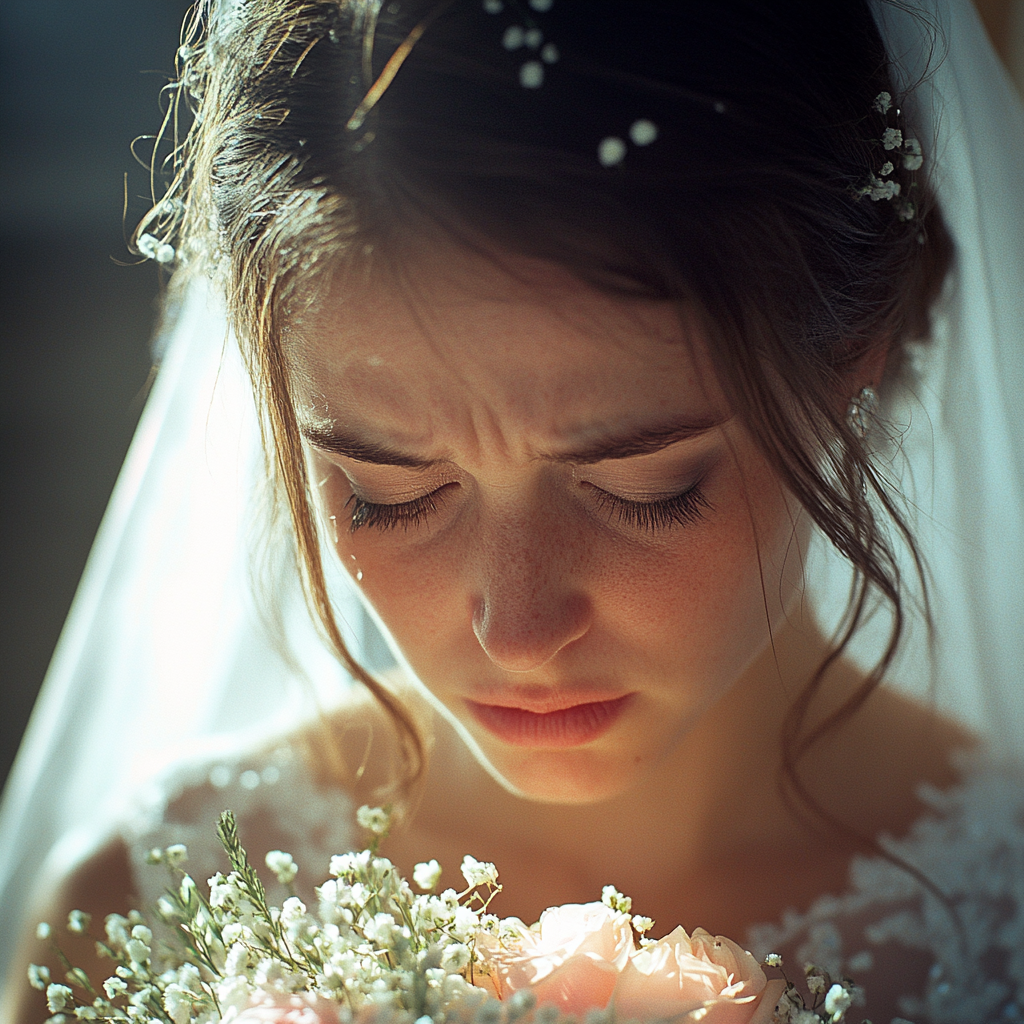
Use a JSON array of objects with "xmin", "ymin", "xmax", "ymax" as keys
[{"xmin": 2, "ymin": 0, "xmax": 1023, "ymax": 988}]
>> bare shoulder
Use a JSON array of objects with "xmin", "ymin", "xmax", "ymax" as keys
[{"xmin": 1, "ymin": 837, "xmax": 134, "ymax": 1024}]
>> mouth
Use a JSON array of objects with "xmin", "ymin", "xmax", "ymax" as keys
[{"xmin": 464, "ymin": 693, "xmax": 635, "ymax": 748}]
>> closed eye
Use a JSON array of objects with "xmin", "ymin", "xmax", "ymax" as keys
[
  {"xmin": 345, "ymin": 484, "xmax": 456, "ymax": 532},
  {"xmin": 589, "ymin": 482, "xmax": 710, "ymax": 532}
]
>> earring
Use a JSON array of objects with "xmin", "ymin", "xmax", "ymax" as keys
[{"xmin": 847, "ymin": 385, "xmax": 879, "ymax": 439}]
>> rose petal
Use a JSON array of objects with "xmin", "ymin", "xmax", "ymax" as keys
[
  {"xmin": 531, "ymin": 902, "xmax": 635, "ymax": 969},
  {"xmin": 526, "ymin": 952, "xmax": 621, "ymax": 1014},
  {"xmin": 613, "ymin": 927, "xmax": 778, "ymax": 1024},
  {"xmin": 741, "ymin": 979, "xmax": 788, "ymax": 1024}
]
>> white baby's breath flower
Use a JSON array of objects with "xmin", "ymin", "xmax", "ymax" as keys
[
  {"xmin": 165, "ymin": 844, "xmax": 188, "ymax": 867},
  {"xmin": 103, "ymin": 976, "xmax": 128, "ymax": 1000},
  {"xmin": 356, "ymin": 805, "xmax": 392, "ymax": 835},
  {"xmin": 36, "ymin": 922, "xmax": 51, "ymax": 940},
  {"xmin": 862, "ymin": 175, "xmax": 901, "ymax": 201},
  {"xmin": 217, "ymin": 974, "xmax": 252, "ymax": 1014},
  {"xmin": 451, "ymin": 905, "xmax": 482, "ymax": 943},
  {"xmin": 629, "ymin": 119, "xmax": 658, "ymax": 146},
  {"xmin": 502, "ymin": 25, "xmax": 525, "ymax": 49},
  {"xmin": 631, "ymin": 915, "xmax": 654, "ymax": 934},
  {"xmin": 281, "ymin": 896, "xmax": 314, "ymax": 940},
  {"xmin": 67, "ymin": 910, "xmax": 91, "ymax": 934},
  {"xmin": 441, "ymin": 942, "xmax": 471, "ymax": 972},
  {"xmin": 903, "ymin": 137, "xmax": 923, "ymax": 170},
  {"xmin": 598, "ymin": 137, "xmax": 627, "ymax": 167},
  {"xmin": 266, "ymin": 850, "xmax": 298, "ymax": 885},
  {"xmin": 882, "ymin": 126, "xmax": 903, "ymax": 150},
  {"xmin": 28, "ymin": 964, "xmax": 50, "ymax": 989},
  {"xmin": 824, "ymin": 982, "xmax": 853, "ymax": 1020},
  {"xmin": 104, "ymin": 914, "xmax": 130, "ymax": 949},
  {"xmin": 879, "ymin": 161, "xmax": 894, "ymax": 176},
  {"xmin": 519, "ymin": 61, "xmax": 544, "ymax": 88},
  {"xmin": 461, "ymin": 855, "xmax": 498, "ymax": 888},
  {"xmin": 764, "ymin": 952, "xmax": 784, "ymax": 968},
  {"xmin": 873, "ymin": 91, "xmax": 892, "ymax": 113},
  {"xmin": 414, "ymin": 859, "xmax": 442, "ymax": 891},
  {"xmin": 225, "ymin": 941, "xmax": 253, "ymax": 976},
  {"xmin": 364, "ymin": 912, "xmax": 398, "ymax": 945},
  {"xmin": 208, "ymin": 871, "xmax": 245, "ymax": 908},
  {"xmin": 163, "ymin": 983, "xmax": 195, "ymax": 1024},
  {"xmin": 601, "ymin": 884, "xmax": 632, "ymax": 914},
  {"xmin": 46, "ymin": 984, "xmax": 73, "ymax": 1013},
  {"xmin": 137, "ymin": 234, "xmax": 176, "ymax": 264},
  {"xmin": 330, "ymin": 849, "xmax": 371, "ymax": 878},
  {"xmin": 125, "ymin": 925, "xmax": 152, "ymax": 965},
  {"xmin": 144, "ymin": 848, "xmax": 163, "ymax": 865},
  {"xmin": 137, "ymin": 234, "xmax": 159, "ymax": 260}
]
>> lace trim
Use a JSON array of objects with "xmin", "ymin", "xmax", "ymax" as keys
[
  {"xmin": 121, "ymin": 740, "xmax": 355, "ymax": 914},
  {"xmin": 748, "ymin": 753, "xmax": 1024, "ymax": 1023}
]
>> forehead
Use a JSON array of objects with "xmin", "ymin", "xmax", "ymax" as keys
[{"xmin": 286, "ymin": 248, "xmax": 727, "ymax": 448}]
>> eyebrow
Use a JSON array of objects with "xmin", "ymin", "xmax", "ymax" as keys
[{"xmin": 300, "ymin": 416, "xmax": 725, "ymax": 468}]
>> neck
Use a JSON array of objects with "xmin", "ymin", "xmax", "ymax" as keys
[{"xmin": 403, "ymin": 619, "xmax": 851, "ymax": 924}]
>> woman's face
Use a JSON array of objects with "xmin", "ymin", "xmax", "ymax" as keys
[{"xmin": 288, "ymin": 249, "xmax": 803, "ymax": 805}]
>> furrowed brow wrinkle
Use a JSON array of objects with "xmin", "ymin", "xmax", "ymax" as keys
[
  {"xmin": 549, "ymin": 417, "xmax": 728, "ymax": 465},
  {"xmin": 303, "ymin": 415, "xmax": 727, "ymax": 470}
]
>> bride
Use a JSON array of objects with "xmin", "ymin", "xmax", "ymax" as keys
[{"xmin": 4, "ymin": 1, "xmax": 1024, "ymax": 1021}]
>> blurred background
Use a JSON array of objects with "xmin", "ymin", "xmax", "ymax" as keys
[
  {"xmin": 1, "ymin": 0, "xmax": 1023, "ymax": 795},
  {"xmin": 0, "ymin": 0, "xmax": 193, "ymax": 791}
]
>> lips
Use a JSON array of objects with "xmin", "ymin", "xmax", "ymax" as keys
[{"xmin": 465, "ymin": 693, "xmax": 634, "ymax": 748}]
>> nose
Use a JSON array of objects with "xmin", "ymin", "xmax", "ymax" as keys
[{"xmin": 470, "ymin": 510, "xmax": 592, "ymax": 672}]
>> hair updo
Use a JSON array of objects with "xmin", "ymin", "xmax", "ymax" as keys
[{"xmin": 139, "ymin": 0, "xmax": 951, "ymax": 814}]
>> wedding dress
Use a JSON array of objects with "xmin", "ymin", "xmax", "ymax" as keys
[{"xmin": 2, "ymin": 0, "xmax": 1024, "ymax": 1021}]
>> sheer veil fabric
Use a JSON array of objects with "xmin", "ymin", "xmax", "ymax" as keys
[{"xmin": 1, "ymin": 0, "xmax": 1023, "ymax": 991}]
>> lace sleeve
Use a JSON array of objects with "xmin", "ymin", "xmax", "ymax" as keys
[
  {"xmin": 747, "ymin": 754, "xmax": 1024, "ymax": 1024},
  {"xmin": 120, "ymin": 739, "xmax": 357, "ymax": 913}
]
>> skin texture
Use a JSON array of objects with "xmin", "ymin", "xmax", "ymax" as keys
[
  {"xmin": 281, "ymin": 244, "xmax": 970, "ymax": 938},
  {"xmin": 289, "ymin": 246, "xmax": 805, "ymax": 807},
  {"xmin": 3, "ymin": 247, "xmax": 974, "ymax": 1023}
]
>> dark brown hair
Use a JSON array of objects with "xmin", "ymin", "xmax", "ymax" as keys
[{"xmin": 139, "ymin": 0, "xmax": 951, "ymax": 819}]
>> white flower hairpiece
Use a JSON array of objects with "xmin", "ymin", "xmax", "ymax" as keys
[
  {"xmin": 598, "ymin": 118, "xmax": 660, "ymax": 167},
  {"xmin": 137, "ymin": 232, "xmax": 176, "ymax": 264},
  {"xmin": 489, "ymin": 0, "xmax": 560, "ymax": 90},
  {"xmin": 855, "ymin": 92, "xmax": 923, "ymax": 222}
]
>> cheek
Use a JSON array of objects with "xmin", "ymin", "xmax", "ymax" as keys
[
  {"xmin": 312, "ymin": 460, "xmax": 462, "ymax": 627},
  {"xmin": 587, "ymin": 482, "xmax": 790, "ymax": 688},
  {"xmin": 314, "ymin": 450, "xmax": 798, "ymax": 702}
]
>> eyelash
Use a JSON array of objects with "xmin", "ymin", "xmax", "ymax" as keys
[
  {"xmin": 590, "ymin": 482, "xmax": 710, "ymax": 532},
  {"xmin": 345, "ymin": 489, "xmax": 448, "ymax": 532},
  {"xmin": 344, "ymin": 481, "xmax": 710, "ymax": 534}
]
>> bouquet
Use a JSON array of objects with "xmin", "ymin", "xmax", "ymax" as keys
[{"xmin": 28, "ymin": 806, "xmax": 863, "ymax": 1024}]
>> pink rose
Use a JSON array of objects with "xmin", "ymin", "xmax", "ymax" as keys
[
  {"xmin": 612, "ymin": 927, "xmax": 786, "ymax": 1024},
  {"xmin": 483, "ymin": 902, "xmax": 636, "ymax": 1014}
]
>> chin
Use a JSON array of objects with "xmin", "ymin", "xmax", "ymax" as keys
[{"xmin": 485, "ymin": 747, "xmax": 647, "ymax": 806}]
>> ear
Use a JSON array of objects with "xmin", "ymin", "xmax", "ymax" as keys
[
  {"xmin": 841, "ymin": 336, "xmax": 891, "ymax": 400},
  {"xmin": 857, "ymin": 338, "xmax": 890, "ymax": 390}
]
